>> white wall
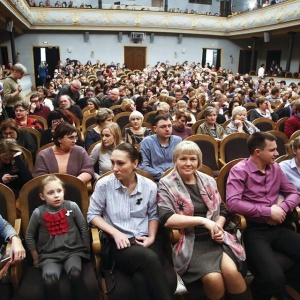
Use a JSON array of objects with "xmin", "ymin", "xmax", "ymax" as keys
[
  {"xmin": 1, "ymin": 30, "xmax": 298, "ymax": 87},
  {"xmin": 5, "ymin": 31, "xmax": 241, "ymax": 82}
]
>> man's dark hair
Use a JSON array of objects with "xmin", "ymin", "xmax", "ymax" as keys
[
  {"xmin": 247, "ymin": 132, "xmax": 277, "ymax": 155},
  {"xmin": 270, "ymin": 87, "xmax": 279, "ymax": 95},
  {"xmin": 153, "ymin": 114, "xmax": 169, "ymax": 126}
]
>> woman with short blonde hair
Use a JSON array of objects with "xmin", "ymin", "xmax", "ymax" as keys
[{"xmin": 158, "ymin": 140, "xmax": 247, "ymax": 300}]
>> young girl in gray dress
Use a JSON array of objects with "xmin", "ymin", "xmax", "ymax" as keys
[{"xmin": 25, "ymin": 175, "xmax": 90, "ymax": 300}]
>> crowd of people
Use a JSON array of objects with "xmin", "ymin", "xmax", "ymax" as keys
[
  {"xmin": 26, "ymin": 0, "xmax": 289, "ymax": 15},
  {"xmin": 0, "ymin": 59, "xmax": 300, "ymax": 299}
]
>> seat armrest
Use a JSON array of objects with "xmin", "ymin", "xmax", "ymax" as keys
[
  {"xmin": 5, "ymin": 219, "xmax": 23, "ymax": 297},
  {"xmin": 219, "ymin": 158, "xmax": 226, "ymax": 168},
  {"xmin": 86, "ymin": 181, "xmax": 93, "ymax": 195},
  {"xmin": 90, "ymin": 226, "xmax": 101, "ymax": 275},
  {"xmin": 230, "ymin": 214, "xmax": 247, "ymax": 230},
  {"xmin": 169, "ymin": 229, "xmax": 180, "ymax": 244}
]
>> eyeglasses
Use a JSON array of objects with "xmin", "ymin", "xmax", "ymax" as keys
[
  {"xmin": 15, "ymin": 109, "xmax": 26, "ymax": 113},
  {"xmin": 2, "ymin": 131, "xmax": 16, "ymax": 137},
  {"xmin": 52, "ymin": 119, "xmax": 63, "ymax": 126},
  {"xmin": 71, "ymin": 85, "xmax": 80, "ymax": 90},
  {"xmin": 65, "ymin": 135, "xmax": 78, "ymax": 141}
]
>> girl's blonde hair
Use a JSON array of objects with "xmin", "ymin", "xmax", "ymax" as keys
[
  {"xmin": 39, "ymin": 174, "xmax": 64, "ymax": 194},
  {"xmin": 285, "ymin": 136, "xmax": 300, "ymax": 159}
]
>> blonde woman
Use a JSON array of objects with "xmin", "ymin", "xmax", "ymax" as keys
[
  {"xmin": 279, "ymin": 137, "xmax": 300, "ymax": 192},
  {"xmin": 85, "ymin": 108, "xmax": 114, "ymax": 150},
  {"xmin": 89, "ymin": 122, "xmax": 122, "ymax": 178}
]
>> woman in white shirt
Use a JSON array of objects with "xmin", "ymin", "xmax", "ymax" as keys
[{"xmin": 87, "ymin": 143, "xmax": 175, "ymax": 300}]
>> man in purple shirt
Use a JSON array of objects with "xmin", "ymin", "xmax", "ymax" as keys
[{"xmin": 226, "ymin": 132, "xmax": 300, "ymax": 300}]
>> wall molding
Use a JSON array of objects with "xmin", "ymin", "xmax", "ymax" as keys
[{"xmin": 3, "ymin": 0, "xmax": 300, "ymax": 38}]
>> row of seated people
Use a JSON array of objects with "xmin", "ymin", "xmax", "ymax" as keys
[
  {"xmin": 4, "ymin": 84, "xmax": 295, "ymax": 144},
  {"xmin": 1, "ymin": 131, "xmax": 300, "ymax": 300},
  {"xmin": 28, "ymin": 0, "xmax": 92, "ymax": 8},
  {"xmin": 1, "ymin": 94, "xmax": 300, "ymax": 198}
]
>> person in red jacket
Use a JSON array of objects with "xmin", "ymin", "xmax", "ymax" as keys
[{"xmin": 284, "ymin": 102, "xmax": 300, "ymax": 138}]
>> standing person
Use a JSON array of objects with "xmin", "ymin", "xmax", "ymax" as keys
[
  {"xmin": 226, "ymin": 132, "xmax": 300, "ymax": 300},
  {"xmin": 139, "ymin": 115, "xmax": 182, "ymax": 181},
  {"xmin": 37, "ymin": 62, "xmax": 48, "ymax": 86},
  {"xmin": 258, "ymin": 64, "xmax": 265, "ymax": 78},
  {"xmin": 158, "ymin": 141, "xmax": 247, "ymax": 300},
  {"xmin": 87, "ymin": 143, "xmax": 175, "ymax": 300},
  {"xmin": 25, "ymin": 175, "xmax": 92, "ymax": 300},
  {"xmin": 3, "ymin": 63, "xmax": 27, "ymax": 118}
]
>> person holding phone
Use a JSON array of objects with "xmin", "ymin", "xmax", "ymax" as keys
[
  {"xmin": 0, "ymin": 139, "xmax": 32, "ymax": 197},
  {"xmin": 0, "ymin": 214, "xmax": 26, "ymax": 299}
]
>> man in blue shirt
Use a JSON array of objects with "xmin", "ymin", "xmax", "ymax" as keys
[{"xmin": 139, "ymin": 115, "xmax": 181, "ymax": 181}]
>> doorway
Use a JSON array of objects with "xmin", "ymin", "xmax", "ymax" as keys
[
  {"xmin": 124, "ymin": 47, "xmax": 146, "ymax": 71},
  {"xmin": 220, "ymin": 0, "xmax": 231, "ymax": 16},
  {"xmin": 266, "ymin": 50, "xmax": 281, "ymax": 74},
  {"xmin": 33, "ymin": 46, "xmax": 60, "ymax": 87},
  {"xmin": 202, "ymin": 48, "xmax": 221, "ymax": 70},
  {"xmin": 238, "ymin": 50, "xmax": 257, "ymax": 74},
  {"xmin": 0, "ymin": 47, "xmax": 9, "ymax": 68}
]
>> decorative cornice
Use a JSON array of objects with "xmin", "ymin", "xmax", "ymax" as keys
[{"xmin": 3, "ymin": 0, "xmax": 300, "ymax": 37}]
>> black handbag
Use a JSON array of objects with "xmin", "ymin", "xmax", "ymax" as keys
[{"xmin": 99, "ymin": 230, "xmax": 116, "ymax": 294}]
